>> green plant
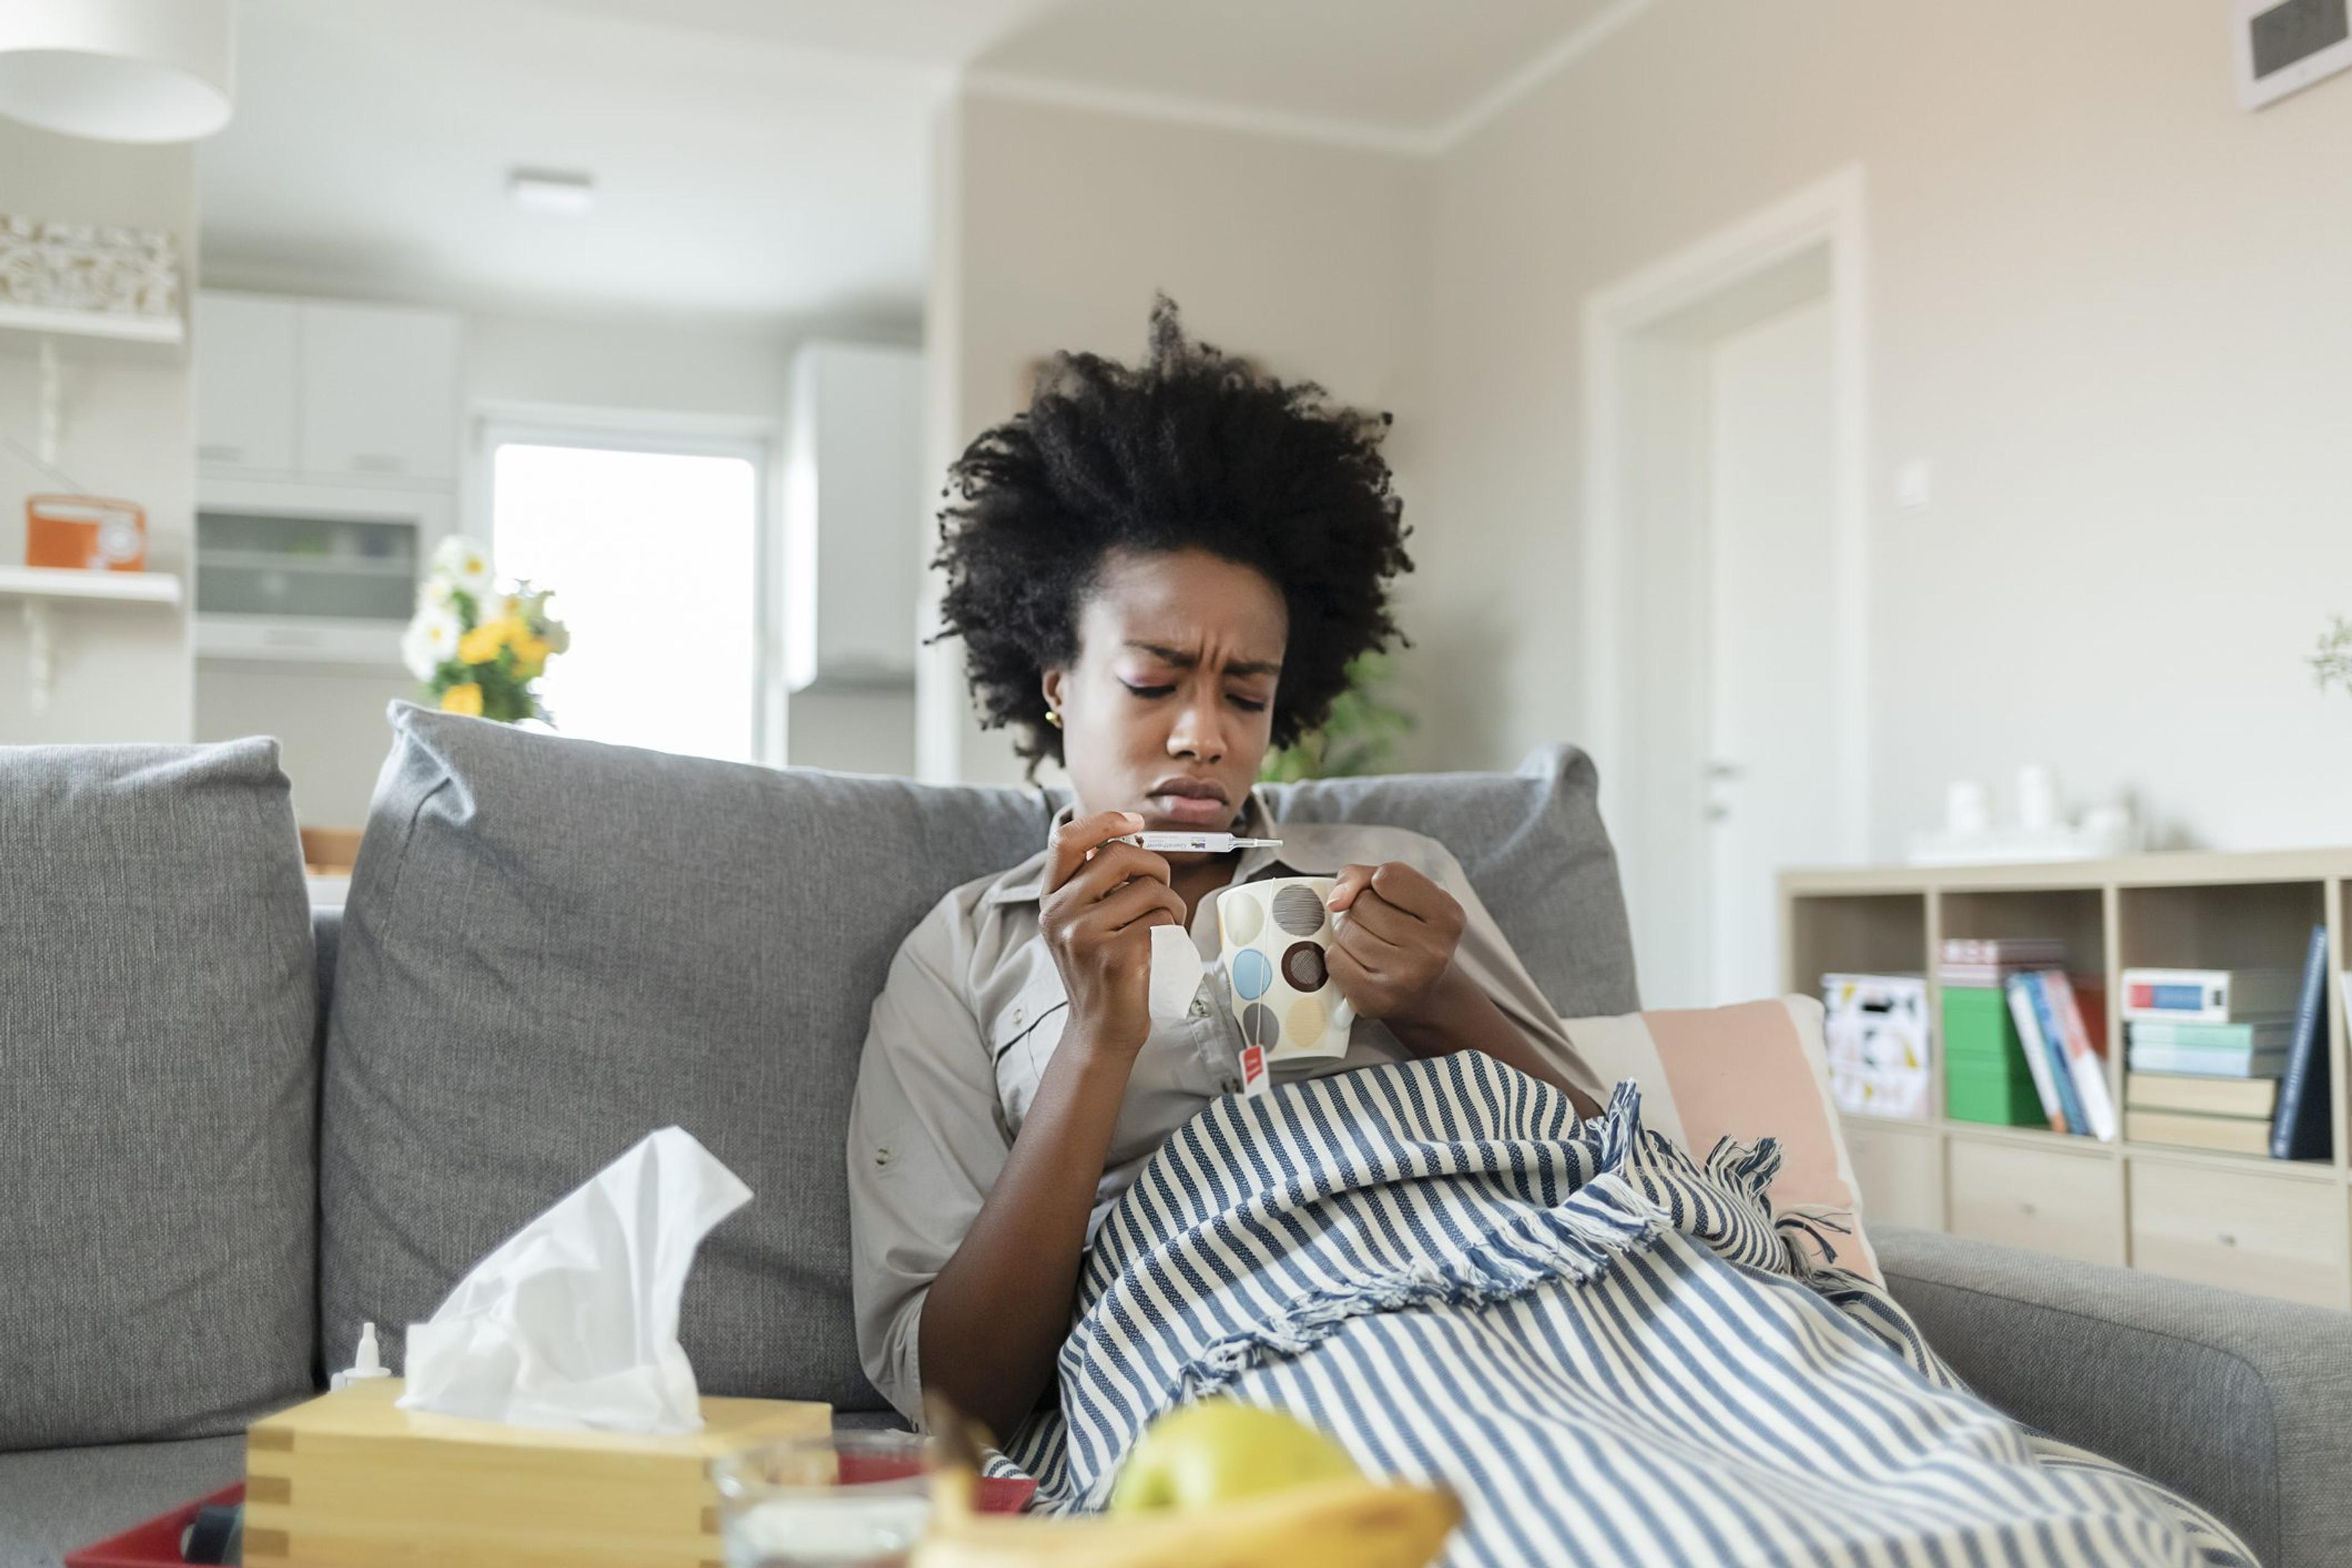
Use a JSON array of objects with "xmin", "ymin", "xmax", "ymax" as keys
[
  {"xmin": 2314, "ymin": 615, "xmax": 2352, "ymax": 699},
  {"xmin": 1259, "ymin": 650, "xmax": 1414, "ymax": 782}
]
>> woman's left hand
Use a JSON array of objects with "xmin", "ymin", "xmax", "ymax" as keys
[{"xmin": 1324, "ymin": 862, "xmax": 1467, "ymax": 1023}]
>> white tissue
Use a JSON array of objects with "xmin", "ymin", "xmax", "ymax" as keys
[
  {"xmin": 396, "ymin": 1125, "xmax": 752, "ymax": 1434},
  {"xmin": 1148, "ymin": 924, "xmax": 1210, "ymax": 1024}
]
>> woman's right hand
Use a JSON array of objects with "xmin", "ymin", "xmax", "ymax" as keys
[{"xmin": 1039, "ymin": 810, "xmax": 1186, "ymax": 1060}]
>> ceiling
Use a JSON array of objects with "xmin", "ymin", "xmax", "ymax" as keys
[
  {"xmin": 973, "ymin": 0, "xmax": 1627, "ymax": 148},
  {"xmin": 197, "ymin": 0, "xmax": 1632, "ymax": 323}
]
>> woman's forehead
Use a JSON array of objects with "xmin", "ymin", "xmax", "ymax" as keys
[{"xmin": 1079, "ymin": 549, "xmax": 1286, "ymax": 663}]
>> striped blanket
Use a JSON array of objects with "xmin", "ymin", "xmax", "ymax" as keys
[{"xmin": 1000, "ymin": 1055, "xmax": 2256, "ymax": 1567}]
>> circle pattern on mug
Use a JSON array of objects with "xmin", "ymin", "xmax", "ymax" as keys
[
  {"xmin": 1281, "ymin": 940, "xmax": 1327, "ymax": 992},
  {"xmin": 1231, "ymin": 947, "xmax": 1273, "ymax": 1001},
  {"xmin": 1222, "ymin": 892, "xmax": 1265, "ymax": 946},
  {"xmin": 1272, "ymin": 884, "xmax": 1325, "ymax": 938},
  {"xmin": 1286, "ymin": 993, "xmax": 1328, "ymax": 1049},
  {"xmin": 1241, "ymin": 1001, "xmax": 1280, "ymax": 1048}
]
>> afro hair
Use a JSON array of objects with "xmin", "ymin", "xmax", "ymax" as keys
[{"xmin": 932, "ymin": 298, "xmax": 1414, "ymax": 774}]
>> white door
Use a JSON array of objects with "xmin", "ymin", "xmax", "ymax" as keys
[{"xmin": 1704, "ymin": 299, "xmax": 1841, "ymax": 1003}]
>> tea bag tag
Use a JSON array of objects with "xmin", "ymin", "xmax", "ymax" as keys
[{"xmin": 1238, "ymin": 1044, "xmax": 1271, "ymax": 1098}]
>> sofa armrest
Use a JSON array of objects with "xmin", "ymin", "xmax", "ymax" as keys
[{"xmin": 1875, "ymin": 1223, "xmax": 2352, "ymax": 1568}]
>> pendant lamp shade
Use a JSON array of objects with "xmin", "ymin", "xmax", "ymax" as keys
[{"xmin": 0, "ymin": 0, "xmax": 235, "ymax": 143}]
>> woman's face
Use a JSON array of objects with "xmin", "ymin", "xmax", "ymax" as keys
[{"xmin": 1042, "ymin": 548, "xmax": 1285, "ymax": 830}]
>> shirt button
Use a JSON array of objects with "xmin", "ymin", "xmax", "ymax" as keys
[
  {"xmin": 1220, "ymin": 1075, "xmax": 1242, "ymax": 1093},
  {"xmin": 1188, "ymin": 995, "xmax": 1210, "ymax": 1019},
  {"xmin": 1011, "ymin": 1004, "xmax": 1026, "ymax": 1028}
]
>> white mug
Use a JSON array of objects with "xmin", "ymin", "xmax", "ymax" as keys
[{"xmin": 1216, "ymin": 876, "xmax": 1356, "ymax": 1065}]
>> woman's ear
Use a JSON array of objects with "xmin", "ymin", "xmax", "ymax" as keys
[{"xmin": 1041, "ymin": 669, "xmax": 1066, "ymax": 720}]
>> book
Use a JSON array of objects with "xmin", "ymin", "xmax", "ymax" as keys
[
  {"xmin": 2019, "ymin": 971, "xmax": 2087, "ymax": 1134},
  {"xmin": 2002, "ymin": 973, "xmax": 2066, "ymax": 1132},
  {"xmin": 2127, "ymin": 1108, "xmax": 2275, "ymax": 1155},
  {"xmin": 2268, "ymin": 925, "xmax": 2332, "ymax": 1161},
  {"xmin": 2125, "ymin": 1043, "xmax": 2288, "ymax": 1078},
  {"xmin": 1937, "ymin": 937, "xmax": 2067, "ymax": 989},
  {"xmin": 2125, "ymin": 1073, "xmax": 2280, "ymax": 1118},
  {"xmin": 2038, "ymin": 971, "xmax": 2116, "ymax": 1141},
  {"xmin": 1940, "ymin": 937, "xmax": 2066, "ymax": 965},
  {"xmin": 2119, "ymin": 967, "xmax": 2301, "ymax": 1023},
  {"xmin": 1820, "ymin": 973, "xmax": 1932, "ymax": 1119},
  {"xmin": 2124, "ymin": 1019, "xmax": 2296, "ymax": 1050},
  {"xmin": 1939, "ymin": 987, "xmax": 2045, "ymax": 1126}
]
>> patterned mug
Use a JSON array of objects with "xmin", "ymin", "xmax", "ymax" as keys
[{"xmin": 1216, "ymin": 876, "xmax": 1356, "ymax": 1069}]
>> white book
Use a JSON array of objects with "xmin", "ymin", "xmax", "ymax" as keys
[
  {"xmin": 2004, "ymin": 974, "xmax": 2065, "ymax": 1131},
  {"xmin": 2119, "ymin": 967, "xmax": 2302, "ymax": 1023}
]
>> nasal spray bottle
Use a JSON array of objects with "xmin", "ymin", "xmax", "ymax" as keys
[{"xmin": 331, "ymin": 1322, "xmax": 393, "ymax": 1392}]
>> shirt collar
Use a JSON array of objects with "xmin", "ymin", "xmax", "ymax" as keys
[{"xmin": 985, "ymin": 788, "xmax": 1333, "ymax": 906}]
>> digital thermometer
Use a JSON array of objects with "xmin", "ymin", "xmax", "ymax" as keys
[{"xmin": 1117, "ymin": 831, "xmax": 1283, "ymax": 854}]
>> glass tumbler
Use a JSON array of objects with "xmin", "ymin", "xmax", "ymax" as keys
[{"xmin": 711, "ymin": 1429, "xmax": 935, "ymax": 1568}]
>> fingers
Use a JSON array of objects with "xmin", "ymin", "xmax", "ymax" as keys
[
  {"xmin": 1326, "ymin": 863, "xmax": 1378, "ymax": 913},
  {"xmin": 1363, "ymin": 862, "xmax": 1452, "ymax": 924},
  {"xmin": 1059, "ymin": 842, "xmax": 1174, "ymax": 907},
  {"xmin": 1046, "ymin": 810, "xmax": 1147, "ymax": 894},
  {"xmin": 1330, "ymin": 912, "xmax": 1408, "ymax": 979},
  {"xmin": 1094, "ymin": 874, "xmax": 1188, "ymax": 935}
]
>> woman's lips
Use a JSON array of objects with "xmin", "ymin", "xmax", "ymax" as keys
[{"xmin": 1150, "ymin": 791, "xmax": 1232, "ymax": 826}]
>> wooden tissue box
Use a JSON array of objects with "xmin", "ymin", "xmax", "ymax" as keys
[{"xmin": 243, "ymin": 1378, "xmax": 830, "ymax": 1568}]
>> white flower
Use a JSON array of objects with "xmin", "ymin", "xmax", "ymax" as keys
[
  {"xmin": 421, "ymin": 575, "xmax": 456, "ymax": 608},
  {"xmin": 401, "ymin": 603, "xmax": 462, "ymax": 680},
  {"xmin": 540, "ymin": 617, "xmax": 570, "ymax": 655},
  {"xmin": 431, "ymin": 535, "xmax": 494, "ymax": 594}
]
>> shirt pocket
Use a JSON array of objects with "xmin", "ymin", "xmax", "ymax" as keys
[{"xmin": 990, "ymin": 970, "xmax": 1070, "ymax": 1133}]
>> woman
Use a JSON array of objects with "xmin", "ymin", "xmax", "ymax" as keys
[
  {"xmin": 848, "ymin": 307, "xmax": 2250, "ymax": 1567},
  {"xmin": 846, "ymin": 301, "xmax": 1604, "ymax": 1441}
]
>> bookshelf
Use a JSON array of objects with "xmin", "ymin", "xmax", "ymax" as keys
[{"xmin": 1783, "ymin": 849, "xmax": 2352, "ymax": 1310}]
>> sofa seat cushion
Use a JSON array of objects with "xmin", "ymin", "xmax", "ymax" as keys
[
  {"xmin": 0, "ymin": 739, "xmax": 317, "ymax": 1453},
  {"xmin": 320, "ymin": 706, "xmax": 1054, "ymax": 1412}
]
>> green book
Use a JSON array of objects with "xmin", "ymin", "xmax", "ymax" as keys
[
  {"xmin": 1941, "ymin": 987, "xmax": 2044, "ymax": 1125},
  {"xmin": 2125, "ymin": 1019, "xmax": 2294, "ymax": 1050}
]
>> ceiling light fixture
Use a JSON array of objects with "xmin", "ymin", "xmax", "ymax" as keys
[
  {"xmin": 508, "ymin": 168, "xmax": 595, "ymax": 216},
  {"xmin": 0, "ymin": 0, "xmax": 235, "ymax": 143}
]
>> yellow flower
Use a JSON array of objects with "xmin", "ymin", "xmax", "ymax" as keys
[
  {"xmin": 440, "ymin": 682, "xmax": 484, "ymax": 716},
  {"xmin": 458, "ymin": 621, "xmax": 508, "ymax": 665},
  {"xmin": 508, "ymin": 632, "xmax": 552, "ymax": 678}
]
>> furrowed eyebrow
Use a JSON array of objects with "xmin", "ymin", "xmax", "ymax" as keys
[{"xmin": 1125, "ymin": 641, "xmax": 1283, "ymax": 679}]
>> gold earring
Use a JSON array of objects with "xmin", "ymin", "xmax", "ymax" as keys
[{"xmin": 1045, "ymin": 709, "xmax": 1062, "ymax": 728}]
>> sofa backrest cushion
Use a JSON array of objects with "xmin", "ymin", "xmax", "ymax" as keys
[
  {"xmin": 320, "ymin": 706, "xmax": 1054, "ymax": 1411},
  {"xmin": 0, "ymin": 739, "xmax": 317, "ymax": 1450},
  {"xmin": 321, "ymin": 709, "xmax": 1638, "ymax": 1412}
]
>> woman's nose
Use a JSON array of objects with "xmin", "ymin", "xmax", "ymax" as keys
[{"xmin": 1167, "ymin": 695, "xmax": 1226, "ymax": 762}]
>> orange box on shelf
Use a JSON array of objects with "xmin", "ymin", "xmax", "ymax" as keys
[{"xmin": 26, "ymin": 494, "xmax": 146, "ymax": 571}]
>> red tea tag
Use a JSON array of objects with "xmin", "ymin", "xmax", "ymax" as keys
[{"xmin": 1239, "ymin": 1044, "xmax": 1268, "ymax": 1097}]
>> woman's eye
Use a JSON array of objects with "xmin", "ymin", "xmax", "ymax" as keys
[
  {"xmin": 1120, "ymin": 681, "xmax": 1174, "ymax": 699},
  {"xmin": 1229, "ymin": 695, "xmax": 1268, "ymax": 713}
]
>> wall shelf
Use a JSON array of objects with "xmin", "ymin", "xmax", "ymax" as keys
[
  {"xmin": 0, "ymin": 567, "xmax": 184, "ymax": 715},
  {"xmin": 0, "ymin": 303, "xmax": 185, "ymax": 353},
  {"xmin": 1786, "ymin": 850, "xmax": 2352, "ymax": 1311}
]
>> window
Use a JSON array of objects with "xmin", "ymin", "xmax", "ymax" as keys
[{"xmin": 487, "ymin": 432, "xmax": 764, "ymax": 763}]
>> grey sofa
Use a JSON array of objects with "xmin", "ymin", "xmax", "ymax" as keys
[{"xmin": 3, "ymin": 707, "xmax": 2346, "ymax": 1567}]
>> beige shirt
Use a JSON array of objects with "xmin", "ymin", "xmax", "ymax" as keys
[{"xmin": 844, "ymin": 793, "xmax": 1601, "ymax": 1421}]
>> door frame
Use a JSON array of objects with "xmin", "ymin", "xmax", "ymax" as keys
[{"xmin": 1580, "ymin": 165, "xmax": 1870, "ymax": 997}]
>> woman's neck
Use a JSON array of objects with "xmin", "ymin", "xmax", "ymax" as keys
[{"xmin": 1168, "ymin": 854, "xmax": 1242, "ymax": 923}]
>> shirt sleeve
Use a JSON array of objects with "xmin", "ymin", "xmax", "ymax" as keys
[
  {"xmin": 845, "ymin": 893, "xmax": 1010, "ymax": 1424},
  {"xmin": 1423, "ymin": 841, "xmax": 1608, "ymax": 1109}
]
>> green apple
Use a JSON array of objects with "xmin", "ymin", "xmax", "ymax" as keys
[{"xmin": 1108, "ymin": 1398, "xmax": 1362, "ymax": 1514}]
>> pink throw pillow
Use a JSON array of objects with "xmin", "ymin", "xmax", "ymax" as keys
[{"xmin": 1561, "ymin": 997, "xmax": 1877, "ymax": 1282}]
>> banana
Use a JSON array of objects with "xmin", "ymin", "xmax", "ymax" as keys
[{"xmin": 910, "ymin": 1466, "xmax": 1463, "ymax": 1568}]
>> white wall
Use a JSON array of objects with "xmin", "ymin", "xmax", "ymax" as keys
[
  {"xmin": 922, "ymin": 89, "xmax": 1434, "ymax": 783},
  {"xmin": 0, "ymin": 123, "xmax": 197, "ymax": 745},
  {"xmin": 1431, "ymin": 0, "xmax": 2352, "ymax": 854}
]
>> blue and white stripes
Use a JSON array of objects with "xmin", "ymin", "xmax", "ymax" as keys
[{"xmin": 1001, "ymin": 1056, "xmax": 2253, "ymax": 1567}]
